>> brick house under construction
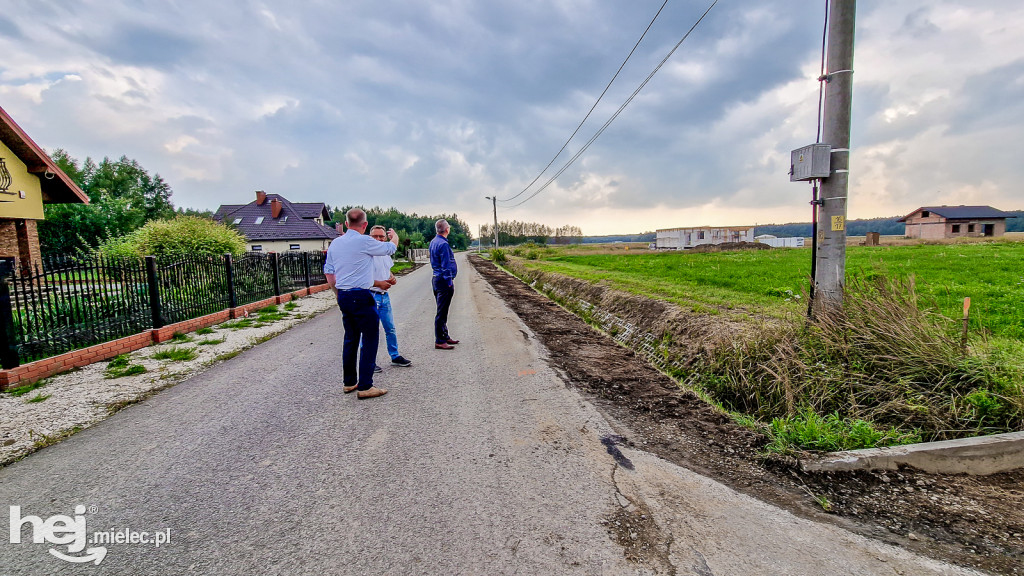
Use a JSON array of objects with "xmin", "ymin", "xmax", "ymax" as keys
[{"xmin": 0, "ymin": 105, "xmax": 89, "ymax": 274}]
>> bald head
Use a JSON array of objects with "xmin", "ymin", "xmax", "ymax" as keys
[{"xmin": 346, "ymin": 208, "xmax": 367, "ymax": 228}]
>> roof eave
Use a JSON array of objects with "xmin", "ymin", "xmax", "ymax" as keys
[{"xmin": 0, "ymin": 105, "xmax": 88, "ymax": 204}]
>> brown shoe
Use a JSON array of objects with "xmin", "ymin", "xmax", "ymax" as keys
[
  {"xmin": 445, "ymin": 338, "xmax": 460, "ymax": 345},
  {"xmin": 343, "ymin": 385, "xmax": 358, "ymax": 394},
  {"xmin": 434, "ymin": 342, "xmax": 454, "ymax": 350},
  {"xmin": 357, "ymin": 386, "xmax": 388, "ymax": 399}
]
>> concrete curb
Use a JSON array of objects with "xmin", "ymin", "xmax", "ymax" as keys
[{"xmin": 800, "ymin": 431, "xmax": 1024, "ymax": 475}]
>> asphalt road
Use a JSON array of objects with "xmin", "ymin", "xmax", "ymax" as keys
[{"xmin": 0, "ymin": 253, "xmax": 981, "ymax": 575}]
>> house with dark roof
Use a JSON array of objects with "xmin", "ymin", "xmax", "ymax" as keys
[
  {"xmin": 213, "ymin": 191, "xmax": 338, "ymax": 252},
  {"xmin": 0, "ymin": 105, "xmax": 89, "ymax": 274},
  {"xmin": 898, "ymin": 205, "xmax": 1015, "ymax": 240}
]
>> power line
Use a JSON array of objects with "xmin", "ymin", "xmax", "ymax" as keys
[
  {"xmin": 503, "ymin": 0, "xmax": 720, "ymax": 208},
  {"xmin": 502, "ymin": 0, "xmax": 670, "ymax": 203}
]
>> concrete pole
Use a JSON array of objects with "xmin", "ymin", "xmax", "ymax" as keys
[
  {"xmin": 491, "ymin": 196, "xmax": 499, "ymax": 249},
  {"xmin": 814, "ymin": 0, "xmax": 856, "ymax": 311}
]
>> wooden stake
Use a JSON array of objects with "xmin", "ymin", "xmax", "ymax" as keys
[{"xmin": 961, "ymin": 297, "xmax": 971, "ymax": 352}]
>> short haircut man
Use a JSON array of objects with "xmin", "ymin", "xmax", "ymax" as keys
[
  {"xmin": 429, "ymin": 218, "xmax": 459, "ymax": 349},
  {"xmin": 322, "ymin": 208, "xmax": 400, "ymax": 399},
  {"xmin": 363, "ymin": 225, "xmax": 412, "ymax": 368}
]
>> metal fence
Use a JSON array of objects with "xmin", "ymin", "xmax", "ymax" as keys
[{"xmin": 0, "ymin": 251, "xmax": 329, "ymax": 368}]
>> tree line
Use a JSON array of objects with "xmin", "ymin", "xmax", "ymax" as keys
[
  {"xmin": 479, "ymin": 221, "xmax": 583, "ymax": 245},
  {"xmin": 329, "ymin": 206, "xmax": 472, "ymax": 252}
]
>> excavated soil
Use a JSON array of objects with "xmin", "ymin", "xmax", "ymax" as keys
[{"xmin": 470, "ymin": 254, "xmax": 1024, "ymax": 576}]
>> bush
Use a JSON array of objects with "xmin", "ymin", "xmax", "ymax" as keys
[
  {"xmin": 97, "ymin": 216, "xmax": 247, "ymax": 258},
  {"xmin": 491, "ymin": 248, "xmax": 507, "ymax": 264}
]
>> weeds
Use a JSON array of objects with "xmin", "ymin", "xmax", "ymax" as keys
[
  {"xmin": 197, "ymin": 338, "xmax": 226, "ymax": 346},
  {"xmin": 692, "ymin": 276, "xmax": 1024, "ymax": 445},
  {"xmin": 196, "ymin": 327, "xmax": 215, "ymax": 335},
  {"xmin": 151, "ymin": 346, "xmax": 198, "ymax": 362},
  {"xmin": 220, "ymin": 319, "xmax": 254, "ymax": 330},
  {"xmin": 5, "ymin": 379, "xmax": 49, "ymax": 397},
  {"xmin": 170, "ymin": 332, "xmax": 193, "ymax": 343},
  {"xmin": 284, "ymin": 301, "xmax": 298, "ymax": 311},
  {"xmin": 104, "ymin": 354, "xmax": 147, "ymax": 379},
  {"xmin": 26, "ymin": 394, "xmax": 51, "ymax": 403},
  {"xmin": 491, "ymin": 248, "xmax": 507, "ymax": 264}
]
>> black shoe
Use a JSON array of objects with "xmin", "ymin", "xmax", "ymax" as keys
[
  {"xmin": 391, "ymin": 356, "xmax": 412, "ymax": 367},
  {"xmin": 373, "ymin": 365, "xmax": 382, "ymax": 373}
]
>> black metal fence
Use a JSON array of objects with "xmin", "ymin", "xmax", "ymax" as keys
[{"xmin": 0, "ymin": 251, "xmax": 328, "ymax": 368}]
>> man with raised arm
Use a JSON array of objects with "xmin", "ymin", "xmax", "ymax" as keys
[{"xmin": 323, "ymin": 208, "xmax": 398, "ymax": 399}]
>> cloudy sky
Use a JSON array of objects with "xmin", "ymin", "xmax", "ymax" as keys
[{"xmin": 1, "ymin": 1, "xmax": 1021, "ymax": 235}]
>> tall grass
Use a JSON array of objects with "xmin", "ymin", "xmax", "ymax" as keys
[{"xmin": 692, "ymin": 277, "xmax": 1023, "ymax": 443}]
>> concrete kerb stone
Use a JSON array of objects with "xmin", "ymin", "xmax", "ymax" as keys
[{"xmin": 800, "ymin": 431, "xmax": 1024, "ymax": 476}]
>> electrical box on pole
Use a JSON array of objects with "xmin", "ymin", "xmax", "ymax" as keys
[{"xmin": 790, "ymin": 144, "xmax": 831, "ymax": 181}]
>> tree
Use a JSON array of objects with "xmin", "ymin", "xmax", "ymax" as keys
[
  {"xmin": 330, "ymin": 206, "xmax": 473, "ymax": 252},
  {"xmin": 480, "ymin": 221, "xmax": 581, "ymax": 245},
  {"xmin": 38, "ymin": 150, "xmax": 177, "ymax": 256}
]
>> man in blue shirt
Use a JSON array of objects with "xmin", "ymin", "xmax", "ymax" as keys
[
  {"xmin": 323, "ymin": 208, "xmax": 399, "ymax": 399},
  {"xmin": 429, "ymin": 219, "xmax": 459, "ymax": 350}
]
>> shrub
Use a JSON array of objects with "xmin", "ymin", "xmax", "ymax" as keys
[
  {"xmin": 491, "ymin": 248, "xmax": 507, "ymax": 264},
  {"xmin": 97, "ymin": 216, "xmax": 247, "ymax": 258}
]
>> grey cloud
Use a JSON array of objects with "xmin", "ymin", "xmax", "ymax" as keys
[
  {"xmin": 84, "ymin": 25, "xmax": 199, "ymax": 67},
  {"xmin": 0, "ymin": 16, "xmax": 23, "ymax": 39}
]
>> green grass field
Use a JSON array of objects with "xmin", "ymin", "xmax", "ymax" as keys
[{"xmin": 513, "ymin": 241, "xmax": 1024, "ymax": 339}]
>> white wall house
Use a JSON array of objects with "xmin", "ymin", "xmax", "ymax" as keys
[{"xmin": 655, "ymin": 226, "xmax": 754, "ymax": 249}]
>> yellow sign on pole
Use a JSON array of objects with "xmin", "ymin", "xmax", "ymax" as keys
[{"xmin": 831, "ymin": 215, "xmax": 845, "ymax": 232}]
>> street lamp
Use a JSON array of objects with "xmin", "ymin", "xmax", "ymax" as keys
[{"xmin": 484, "ymin": 196, "xmax": 498, "ymax": 249}]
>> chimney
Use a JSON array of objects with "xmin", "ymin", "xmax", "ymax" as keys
[
  {"xmin": 335, "ymin": 223, "xmax": 344, "ymax": 233},
  {"xmin": 256, "ymin": 190, "xmax": 267, "ymax": 205},
  {"xmin": 271, "ymin": 198, "xmax": 282, "ymax": 219}
]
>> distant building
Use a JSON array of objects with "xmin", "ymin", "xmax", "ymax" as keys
[
  {"xmin": 655, "ymin": 226, "xmax": 754, "ymax": 250},
  {"xmin": 0, "ymin": 105, "xmax": 89, "ymax": 274},
  {"xmin": 755, "ymin": 234, "xmax": 805, "ymax": 248},
  {"xmin": 897, "ymin": 205, "xmax": 1015, "ymax": 240},
  {"xmin": 214, "ymin": 191, "xmax": 339, "ymax": 252}
]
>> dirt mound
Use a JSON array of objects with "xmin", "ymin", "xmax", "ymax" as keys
[
  {"xmin": 470, "ymin": 253, "xmax": 1024, "ymax": 576},
  {"xmin": 688, "ymin": 241, "xmax": 772, "ymax": 253}
]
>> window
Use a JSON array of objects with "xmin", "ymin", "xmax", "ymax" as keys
[
  {"xmin": 278, "ymin": 216, "xmax": 288, "ymax": 224},
  {"xmin": 698, "ymin": 231, "xmax": 705, "ymax": 240},
  {"xmin": 952, "ymin": 224, "xmax": 961, "ymax": 233},
  {"xmin": 251, "ymin": 245, "xmax": 262, "ymax": 252},
  {"xmin": 232, "ymin": 218, "xmax": 242, "ymax": 225},
  {"xmin": 921, "ymin": 210, "xmax": 930, "ymax": 218},
  {"xmin": 968, "ymin": 224, "xmax": 975, "ymax": 233},
  {"xmin": 289, "ymin": 244, "xmax": 301, "ymax": 250},
  {"xmin": 255, "ymin": 216, "xmax": 264, "ymax": 225}
]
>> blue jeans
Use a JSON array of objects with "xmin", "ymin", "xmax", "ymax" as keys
[
  {"xmin": 432, "ymin": 276, "xmax": 454, "ymax": 343},
  {"xmin": 336, "ymin": 289, "xmax": 379, "ymax": 391},
  {"xmin": 361, "ymin": 292, "xmax": 400, "ymax": 360}
]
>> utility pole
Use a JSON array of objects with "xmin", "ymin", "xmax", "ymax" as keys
[
  {"xmin": 484, "ymin": 196, "xmax": 499, "ymax": 248},
  {"xmin": 814, "ymin": 0, "xmax": 856, "ymax": 311}
]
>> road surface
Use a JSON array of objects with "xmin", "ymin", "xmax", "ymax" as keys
[{"xmin": 0, "ymin": 253, "xmax": 979, "ymax": 575}]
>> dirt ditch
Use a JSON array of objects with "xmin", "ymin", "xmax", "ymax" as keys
[{"xmin": 470, "ymin": 254, "xmax": 1023, "ymax": 576}]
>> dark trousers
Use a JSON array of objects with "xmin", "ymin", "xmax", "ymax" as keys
[
  {"xmin": 432, "ymin": 276, "xmax": 454, "ymax": 343},
  {"xmin": 337, "ymin": 289, "xmax": 379, "ymax": 390}
]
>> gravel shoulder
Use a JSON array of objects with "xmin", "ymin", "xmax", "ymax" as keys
[{"xmin": 469, "ymin": 253, "xmax": 1024, "ymax": 576}]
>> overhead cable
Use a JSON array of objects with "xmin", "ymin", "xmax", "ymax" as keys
[
  {"xmin": 504, "ymin": 0, "xmax": 720, "ymax": 208},
  {"xmin": 501, "ymin": 0, "xmax": 670, "ymax": 203}
]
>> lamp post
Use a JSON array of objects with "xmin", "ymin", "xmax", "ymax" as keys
[{"xmin": 484, "ymin": 196, "xmax": 499, "ymax": 249}]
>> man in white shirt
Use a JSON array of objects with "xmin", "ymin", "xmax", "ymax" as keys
[
  {"xmin": 323, "ymin": 208, "xmax": 398, "ymax": 400},
  {"xmin": 364, "ymin": 225, "xmax": 413, "ymax": 370}
]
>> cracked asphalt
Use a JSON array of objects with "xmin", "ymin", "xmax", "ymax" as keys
[{"xmin": 0, "ymin": 254, "xmax": 982, "ymax": 575}]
